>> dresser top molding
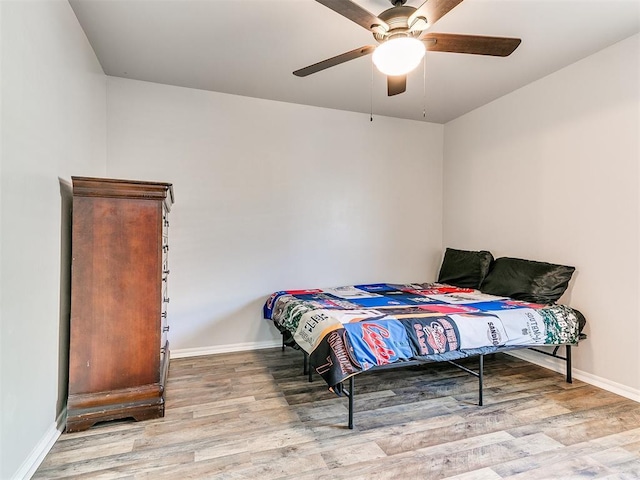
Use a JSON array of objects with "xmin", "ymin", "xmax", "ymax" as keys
[{"xmin": 71, "ymin": 176, "xmax": 174, "ymax": 211}]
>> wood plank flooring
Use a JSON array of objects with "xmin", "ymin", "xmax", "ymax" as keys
[{"xmin": 35, "ymin": 349, "xmax": 640, "ymax": 479}]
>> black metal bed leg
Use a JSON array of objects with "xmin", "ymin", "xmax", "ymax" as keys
[
  {"xmin": 566, "ymin": 345, "xmax": 572, "ymax": 384},
  {"xmin": 478, "ymin": 354, "xmax": 484, "ymax": 406},
  {"xmin": 303, "ymin": 352, "xmax": 309, "ymax": 376},
  {"xmin": 301, "ymin": 352, "xmax": 313, "ymax": 382},
  {"xmin": 348, "ymin": 376, "xmax": 354, "ymax": 430}
]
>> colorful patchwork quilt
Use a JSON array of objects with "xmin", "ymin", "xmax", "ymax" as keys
[{"xmin": 263, "ymin": 283, "xmax": 583, "ymax": 388}]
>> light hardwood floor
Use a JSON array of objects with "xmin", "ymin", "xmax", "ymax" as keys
[{"xmin": 35, "ymin": 349, "xmax": 640, "ymax": 479}]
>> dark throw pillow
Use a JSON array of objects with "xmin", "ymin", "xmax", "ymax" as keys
[
  {"xmin": 480, "ymin": 257, "xmax": 575, "ymax": 304},
  {"xmin": 437, "ymin": 248, "xmax": 494, "ymax": 289}
]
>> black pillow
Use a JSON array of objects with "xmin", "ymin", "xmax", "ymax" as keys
[
  {"xmin": 480, "ymin": 257, "xmax": 575, "ymax": 304},
  {"xmin": 437, "ymin": 248, "xmax": 494, "ymax": 289}
]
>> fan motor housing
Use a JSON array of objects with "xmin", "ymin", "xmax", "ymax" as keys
[{"xmin": 373, "ymin": 5, "xmax": 421, "ymax": 42}]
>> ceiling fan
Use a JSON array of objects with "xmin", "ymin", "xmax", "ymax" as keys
[{"xmin": 293, "ymin": 0, "xmax": 521, "ymax": 96}]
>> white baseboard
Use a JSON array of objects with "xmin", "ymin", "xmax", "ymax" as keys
[
  {"xmin": 170, "ymin": 339, "xmax": 282, "ymax": 359},
  {"xmin": 508, "ymin": 350, "xmax": 640, "ymax": 403},
  {"xmin": 12, "ymin": 408, "xmax": 65, "ymax": 480}
]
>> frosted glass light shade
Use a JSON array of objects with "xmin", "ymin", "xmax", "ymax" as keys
[{"xmin": 372, "ymin": 37, "xmax": 426, "ymax": 76}]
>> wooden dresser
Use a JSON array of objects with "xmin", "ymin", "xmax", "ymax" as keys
[{"xmin": 67, "ymin": 177, "xmax": 174, "ymax": 432}]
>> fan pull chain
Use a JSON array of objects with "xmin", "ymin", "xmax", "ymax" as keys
[
  {"xmin": 370, "ymin": 61, "xmax": 374, "ymax": 122},
  {"xmin": 423, "ymin": 54, "xmax": 427, "ymax": 119}
]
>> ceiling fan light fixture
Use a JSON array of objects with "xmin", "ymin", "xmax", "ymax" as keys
[{"xmin": 372, "ymin": 37, "xmax": 425, "ymax": 76}]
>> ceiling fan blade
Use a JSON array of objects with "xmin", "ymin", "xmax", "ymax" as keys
[
  {"xmin": 293, "ymin": 45, "xmax": 376, "ymax": 77},
  {"xmin": 409, "ymin": 0, "xmax": 464, "ymax": 29},
  {"xmin": 387, "ymin": 75, "xmax": 407, "ymax": 96},
  {"xmin": 422, "ymin": 33, "xmax": 521, "ymax": 57},
  {"xmin": 315, "ymin": 0, "xmax": 389, "ymax": 33}
]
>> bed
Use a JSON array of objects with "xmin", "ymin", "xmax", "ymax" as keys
[{"xmin": 263, "ymin": 249, "xmax": 586, "ymax": 428}]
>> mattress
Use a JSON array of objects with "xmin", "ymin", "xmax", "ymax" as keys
[{"xmin": 264, "ymin": 282, "xmax": 583, "ymax": 388}]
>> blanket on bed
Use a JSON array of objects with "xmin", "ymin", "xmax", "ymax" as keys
[{"xmin": 264, "ymin": 283, "xmax": 582, "ymax": 388}]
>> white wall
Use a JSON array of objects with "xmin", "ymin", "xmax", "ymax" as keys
[
  {"xmin": 0, "ymin": 1, "xmax": 106, "ymax": 478},
  {"xmin": 443, "ymin": 34, "xmax": 640, "ymax": 395},
  {"xmin": 106, "ymin": 77, "xmax": 444, "ymax": 354}
]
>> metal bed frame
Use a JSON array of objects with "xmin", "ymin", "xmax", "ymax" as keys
[{"xmin": 284, "ymin": 336, "xmax": 575, "ymax": 429}]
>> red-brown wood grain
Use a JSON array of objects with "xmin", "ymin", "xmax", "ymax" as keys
[{"xmin": 67, "ymin": 177, "xmax": 173, "ymax": 432}]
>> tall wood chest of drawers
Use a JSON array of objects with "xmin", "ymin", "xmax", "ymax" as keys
[{"xmin": 67, "ymin": 177, "xmax": 174, "ymax": 432}]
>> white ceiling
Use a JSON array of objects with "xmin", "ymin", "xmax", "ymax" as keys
[{"xmin": 69, "ymin": 0, "xmax": 640, "ymax": 123}]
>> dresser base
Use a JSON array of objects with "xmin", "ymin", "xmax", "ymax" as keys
[
  {"xmin": 66, "ymin": 383, "xmax": 165, "ymax": 433},
  {"xmin": 66, "ymin": 348, "xmax": 170, "ymax": 433}
]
